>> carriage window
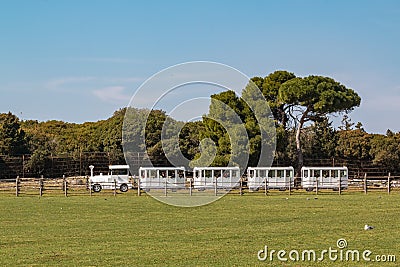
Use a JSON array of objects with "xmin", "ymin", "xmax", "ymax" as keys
[
  {"xmin": 229, "ymin": 170, "xmax": 234, "ymax": 178},
  {"xmin": 149, "ymin": 170, "xmax": 157, "ymax": 178},
  {"xmin": 340, "ymin": 170, "xmax": 347, "ymax": 177},
  {"xmin": 166, "ymin": 170, "xmax": 173, "ymax": 178},
  {"xmin": 248, "ymin": 170, "xmax": 254, "ymax": 178},
  {"xmin": 268, "ymin": 170, "xmax": 274, "ymax": 178},
  {"xmin": 322, "ymin": 170, "xmax": 329, "ymax": 178},
  {"xmin": 111, "ymin": 169, "xmax": 129, "ymax": 176}
]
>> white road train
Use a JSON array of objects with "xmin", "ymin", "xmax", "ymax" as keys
[{"xmin": 89, "ymin": 165, "xmax": 349, "ymax": 192}]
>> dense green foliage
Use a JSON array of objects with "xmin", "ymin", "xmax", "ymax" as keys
[
  {"xmin": 278, "ymin": 74, "xmax": 361, "ymax": 171},
  {"xmin": 198, "ymin": 90, "xmax": 254, "ymax": 167},
  {"xmin": 0, "ymin": 108, "xmax": 398, "ymax": 175},
  {"xmin": 0, "ymin": 112, "xmax": 27, "ymax": 155},
  {"xmin": 199, "ymin": 71, "xmax": 363, "ymax": 171}
]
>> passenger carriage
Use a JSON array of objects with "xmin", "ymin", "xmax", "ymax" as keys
[
  {"xmin": 301, "ymin": 166, "xmax": 348, "ymax": 191},
  {"xmin": 139, "ymin": 167, "xmax": 186, "ymax": 190},
  {"xmin": 247, "ymin": 167, "xmax": 294, "ymax": 191},
  {"xmin": 193, "ymin": 166, "xmax": 240, "ymax": 190}
]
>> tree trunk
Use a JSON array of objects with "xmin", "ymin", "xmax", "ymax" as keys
[
  {"xmin": 295, "ymin": 123, "xmax": 303, "ymax": 177},
  {"xmin": 295, "ymin": 108, "xmax": 309, "ymax": 176}
]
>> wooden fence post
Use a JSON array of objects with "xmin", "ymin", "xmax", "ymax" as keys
[
  {"xmin": 137, "ymin": 177, "xmax": 141, "ymax": 196},
  {"xmin": 39, "ymin": 176, "xmax": 44, "ymax": 197},
  {"xmin": 264, "ymin": 178, "xmax": 268, "ymax": 196},
  {"xmin": 387, "ymin": 173, "xmax": 391, "ymax": 195},
  {"xmin": 339, "ymin": 175, "xmax": 342, "ymax": 195},
  {"xmin": 189, "ymin": 178, "xmax": 192, "ymax": 196},
  {"xmin": 214, "ymin": 177, "xmax": 217, "ymax": 196},
  {"xmin": 364, "ymin": 173, "xmax": 368, "ymax": 194},
  {"xmin": 113, "ymin": 179, "xmax": 117, "ymax": 197},
  {"xmin": 86, "ymin": 176, "xmax": 89, "ymax": 191},
  {"xmin": 62, "ymin": 175, "xmax": 66, "ymax": 192},
  {"xmin": 64, "ymin": 179, "xmax": 68, "ymax": 197},
  {"xmin": 164, "ymin": 178, "xmax": 168, "ymax": 197},
  {"xmin": 15, "ymin": 176, "xmax": 19, "ymax": 197},
  {"xmin": 239, "ymin": 178, "xmax": 243, "ymax": 196},
  {"xmin": 89, "ymin": 179, "xmax": 92, "ymax": 196},
  {"xmin": 288, "ymin": 177, "xmax": 291, "ymax": 196},
  {"xmin": 316, "ymin": 178, "xmax": 319, "ymax": 195}
]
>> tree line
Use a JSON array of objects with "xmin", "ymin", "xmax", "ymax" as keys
[{"xmin": 1, "ymin": 70, "xmax": 399, "ymax": 176}]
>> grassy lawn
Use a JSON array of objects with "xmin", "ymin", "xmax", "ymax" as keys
[{"xmin": 0, "ymin": 192, "xmax": 399, "ymax": 266}]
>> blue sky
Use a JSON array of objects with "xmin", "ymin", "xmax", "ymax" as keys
[{"xmin": 1, "ymin": 0, "xmax": 399, "ymax": 133}]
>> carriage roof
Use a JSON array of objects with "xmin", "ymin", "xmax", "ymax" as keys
[
  {"xmin": 301, "ymin": 166, "xmax": 348, "ymax": 170},
  {"xmin": 193, "ymin": 166, "xmax": 240, "ymax": 170},
  {"xmin": 109, "ymin": 165, "xmax": 130, "ymax": 170},
  {"xmin": 247, "ymin": 166, "xmax": 294, "ymax": 170},
  {"xmin": 139, "ymin": 166, "xmax": 186, "ymax": 170}
]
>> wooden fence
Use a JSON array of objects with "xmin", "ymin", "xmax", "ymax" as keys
[{"xmin": 0, "ymin": 174, "xmax": 399, "ymax": 197}]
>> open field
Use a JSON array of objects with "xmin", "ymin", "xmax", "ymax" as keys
[{"xmin": 0, "ymin": 193, "xmax": 399, "ymax": 266}]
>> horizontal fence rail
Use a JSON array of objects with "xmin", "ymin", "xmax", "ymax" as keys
[{"xmin": 1, "ymin": 174, "xmax": 399, "ymax": 197}]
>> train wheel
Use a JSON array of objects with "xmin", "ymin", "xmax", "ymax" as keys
[
  {"xmin": 120, "ymin": 184, "xmax": 128, "ymax": 192},
  {"xmin": 92, "ymin": 184, "xmax": 102, "ymax": 193}
]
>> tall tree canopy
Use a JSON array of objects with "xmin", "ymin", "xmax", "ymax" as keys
[
  {"xmin": 251, "ymin": 71, "xmax": 297, "ymax": 163},
  {"xmin": 252, "ymin": 70, "xmax": 296, "ymax": 128},
  {"xmin": 198, "ymin": 90, "xmax": 249, "ymax": 167},
  {"xmin": 369, "ymin": 130, "xmax": 400, "ymax": 172},
  {"xmin": 278, "ymin": 75, "xmax": 361, "ymax": 171},
  {"xmin": 197, "ymin": 84, "xmax": 276, "ymax": 169},
  {"xmin": 0, "ymin": 112, "xmax": 27, "ymax": 155}
]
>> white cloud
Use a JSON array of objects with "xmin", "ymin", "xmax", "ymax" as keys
[
  {"xmin": 45, "ymin": 76, "xmax": 143, "ymax": 90},
  {"xmin": 104, "ymin": 77, "xmax": 144, "ymax": 83},
  {"xmin": 45, "ymin": 76, "xmax": 96, "ymax": 89},
  {"xmin": 92, "ymin": 86, "xmax": 131, "ymax": 104}
]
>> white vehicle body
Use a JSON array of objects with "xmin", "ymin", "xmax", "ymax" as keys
[
  {"xmin": 90, "ymin": 165, "xmax": 133, "ymax": 193},
  {"xmin": 193, "ymin": 167, "xmax": 240, "ymax": 190},
  {"xmin": 139, "ymin": 167, "xmax": 186, "ymax": 190},
  {"xmin": 301, "ymin": 166, "xmax": 348, "ymax": 191},
  {"xmin": 247, "ymin": 167, "xmax": 294, "ymax": 191}
]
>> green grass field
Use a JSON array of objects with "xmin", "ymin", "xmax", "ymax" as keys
[{"xmin": 0, "ymin": 192, "xmax": 399, "ymax": 266}]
